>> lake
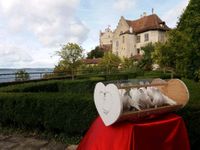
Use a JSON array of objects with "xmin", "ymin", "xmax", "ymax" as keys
[{"xmin": 0, "ymin": 68, "xmax": 53, "ymax": 83}]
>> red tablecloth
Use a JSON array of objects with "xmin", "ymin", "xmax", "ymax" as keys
[{"xmin": 77, "ymin": 114, "xmax": 190, "ymax": 150}]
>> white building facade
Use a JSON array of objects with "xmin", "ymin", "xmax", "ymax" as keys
[{"xmin": 100, "ymin": 14, "xmax": 170, "ymax": 58}]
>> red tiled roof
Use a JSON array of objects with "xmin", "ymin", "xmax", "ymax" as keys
[
  {"xmin": 82, "ymin": 58, "xmax": 102, "ymax": 64},
  {"xmin": 125, "ymin": 14, "xmax": 170, "ymax": 34}
]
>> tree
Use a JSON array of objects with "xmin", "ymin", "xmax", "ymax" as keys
[
  {"xmin": 174, "ymin": 0, "xmax": 200, "ymax": 80},
  {"xmin": 15, "ymin": 70, "xmax": 30, "ymax": 81},
  {"xmin": 151, "ymin": 0, "xmax": 200, "ymax": 80},
  {"xmin": 138, "ymin": 43, "xmax": 154, "ymax": 71},
  {"xmin": 121, "ymin": 57, "xmax": 137, "ymax": 71},
  {"xmin": 56, "ymin": 43, "xmax": 83, "ymax": 80},
  {"xmin": 152, "ymin": 41, "xmax": 175, "ymax": 72},
  {"xmin": 99, "ymin": 52, "xmax": 121, "ymax": 74},
  {"xmin": 87, "ymin": 46, "xmax": 104, "ymax": 59}
]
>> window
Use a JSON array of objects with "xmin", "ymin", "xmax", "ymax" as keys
[
  {"xmin": 122, "ymin": 36, "xmax": 125, "ymax": 43},
  {"xmin": 116, "ymin": 41, "xmax": 119, "ymax": 47},
  {"xmin": 136, "ymin": 36, "xmax": 140, "ymax": 43},
  {"xmin": 144, "ymin": 33, "xmax": 149, "ymax": 41},
  {"xmin": 137, "ymin": 49, "xmax": 140, "ymax": 54}
]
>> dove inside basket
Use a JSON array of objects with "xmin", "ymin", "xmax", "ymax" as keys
[{"xmin": 94, "ymin": 78, "xmax": 189, "ymax": 126}]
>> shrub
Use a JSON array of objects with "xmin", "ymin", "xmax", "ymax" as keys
[
  {"xmin": 0, "ymin": 92, "xmax": 97, "ymax": 136},
  {"xmin": 0, "ymin": 79, "xmax": 104, "ymax": 93},
  {"xmin": 0, "ymin": 77, "xmax": 199, "ymax": 147},
  {"xmin": 178, "ymin": 106, "xmax": 200, "ymax": 149}
]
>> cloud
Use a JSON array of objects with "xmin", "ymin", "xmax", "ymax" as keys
[
  {"xmin": 0, "ymin": 0, "xmax": 90, "ymax": 68},
  {"xmin": 0, "ymin": 43, "xmax": 33, "ymax": 68},
  {"xmin": 113, "ymin": 0, "xmax": 137, "ymax": 12},
  {"xmin": 0, "ymin": 0, "xmax": 89, "ymax": 47},
  {"xmin": 162, "ymin": 0, "xmax": 189, "ymax": 27}
]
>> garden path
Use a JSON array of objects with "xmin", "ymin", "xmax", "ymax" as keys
[{"xmin": 0, "ymin": 134, "xmax": 77, "ymax": 150}]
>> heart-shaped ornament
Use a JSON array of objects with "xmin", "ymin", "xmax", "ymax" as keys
[{"xmin": 94, "ymin": 82, "xmax": 123, "ymax": 126}]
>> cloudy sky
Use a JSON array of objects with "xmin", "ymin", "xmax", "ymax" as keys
[{"xmin": 0, "ymin": 0, "xmax": 189, "ymax": 68}]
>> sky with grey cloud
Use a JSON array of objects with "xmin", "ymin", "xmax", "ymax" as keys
[{"xmin": 0, "ymin": 0, "xmax": 189, "ymax": 68}]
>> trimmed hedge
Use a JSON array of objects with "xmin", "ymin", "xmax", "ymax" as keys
[
  {"xmin": 178, "ymin": 106, "xmax": 200, "ymax": 149},
  {"xmin": 0, "ymin": 79, "xmax": 103, "ymax": 93},
  {"xmin": 0, "ymin": 76, "xmax": 199, "ymax": 148},
  {"xmin": 0, "ymin": 92, "xmax": 97, "ymax": 136}
]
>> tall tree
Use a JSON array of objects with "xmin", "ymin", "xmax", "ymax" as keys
[
  {"xmin": 56, "ymin": 43, "xmax": 83, "ymax": 80},
  {"xmin": 138, "ymin": 43, "xmax": 154, "ymax": 71},
  {"xmin": 99, "ymin": 52, "xmax": 121, "ymax": 74},
  {"xmin": 121, "ymin": 57, "xmax": 137, "ymax": 71},
  {"xmin": 175, "ymin": 0, "xmax": 200, "ymax": 79},
  {"xmin": 152, "ymin": 41, "xmax": 175, "ymax": 72},
  {"xmin": 87, "ymin": 46, "xmax": 104, "ymax": 59}
]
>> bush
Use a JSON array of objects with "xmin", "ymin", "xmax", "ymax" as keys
[
  {"xmin": 178, "ymin": 106, "xmax": 200, "ymax": 149},
  {"xmin": 0, "ymin": 92, "xmax": 97, "ymax": 136},
  {"xmin": 0, "ymin": 76, "xmax": 199, "ymax": 147},
  {"xmin": 0, "ymin": 79, "xmax": 104, "ymax": 93}
]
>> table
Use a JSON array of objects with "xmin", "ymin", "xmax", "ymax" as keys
[{"xmin": 77, "ymin": 114, "xmax": 190, "ymax": 150}]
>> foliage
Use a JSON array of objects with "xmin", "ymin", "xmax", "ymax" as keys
[
  {"xmin": 87, "ymin": 46, "xmax": 104, "ymax": 59},
  {"xmin": 15, "ymin": 70, "xmax": 30, "ymax": 81},
  {"xmin": 138, "ymin": 43, "xmax": 154, "ymax": 71},
  {"xmin": 56, "ymin": 43, "xmax": 83, "ymax": 80},
  {"xmin": 0, "ymin": 79, "xmax": 103, "ymax": 93},
  {"xmin": 171, "ymin": 0, "xmax": 200, "ymax": 80},
  {"xmin": 0, "ymin": 78, "xmax": 200, "ymax": 147},
  {"xmin": 121, "ymin": 57, "xmax": 137, "ymax": 71},
  {"xmin": 53, "ymin": 60, "xmax": 70, "ymax": 73},
  {"xmin": 152, "ymin": 41, "xmax": 175, "ymax": 71},
  {"xmin": 149, "ymin": 0, "xmax": 200, "ymax": 80},
  {"xmin": 99, "ymin": 52, "xmax": 121, "ymax": 74},
  {"xmin": 0, "ymin": 92, "xmax": 97, "ymax": 136}
]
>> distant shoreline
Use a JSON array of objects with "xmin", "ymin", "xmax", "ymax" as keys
[{"xmin": 0, "ymin": 68, "xmax": 53, "ymax": 83}]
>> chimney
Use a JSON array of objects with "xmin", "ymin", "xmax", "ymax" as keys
[
  {"xmin": 152, "ymin": 8, "xmax": 154, "ymax": 14},
  {"xmin": 143, "ymin": 12, "xmax": 147, "ymax": 16}
]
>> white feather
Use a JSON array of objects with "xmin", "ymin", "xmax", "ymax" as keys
[
  {"xmin": 139, "ymin": 88, "xmax": 153, "ymax": 108},
  {"xmin": 118, "ymin": 89, "xmax": 131, "ymax": 110},
  {"xmin": 162, "ymin": 94, "xmax": 177, "ymax": 105},
  {"xmin": 128, "ymin": 88, "xmax": 141, "ymax": 110},
  {"xmin": 147, "ymin": 87, "xmax": 177, "ymax": 107}
]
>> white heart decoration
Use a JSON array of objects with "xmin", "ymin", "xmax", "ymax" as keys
[{"xmin": 94, "ymin": 82, "xmax": 123, "ymax": 126}]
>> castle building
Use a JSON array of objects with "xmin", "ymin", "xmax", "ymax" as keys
[{"xmin": 99, "ymin": 13, "xmax": 170, "ymax": 58}]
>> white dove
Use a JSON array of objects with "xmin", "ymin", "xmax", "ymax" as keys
[
  {"xmin": 128, "ymin": 88, "xmax": 142, "ymax": 110},
  {"xmin": 118, "ymin": 89, "xmax": 131, "ymax": 110},
  {"xmin": 146, "ymin": 87, "xmax": 164, "ymax": 108},
  {"xmin": 138, "ymin": 87, "xmax": 153, "ymax": 109},
  {"xmin": 147, "ymin": 87, "xmax": 177, "ymax": 108}
]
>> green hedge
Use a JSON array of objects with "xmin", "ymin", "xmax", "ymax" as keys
[
  {"xmin": 0, "ymin": 77, "xmax": 199, "ymax": 148},
  {"xmin": 178, "ymin": 106, "xmax": 200, "ymax": 149},
  {"xmin": 177, "ymin": 79, "xmax": 200, "ymax": 149},
  {"xmin": 0, "ymin": 72, "xmax": 139, "ymax": 93},
  {"xmin": 0, "ymin": 79, "xmax": 103, "ymax": 93},
  {"xmin": 0, "ymin": 92, "xmax": 97, "ymax": 136}
]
